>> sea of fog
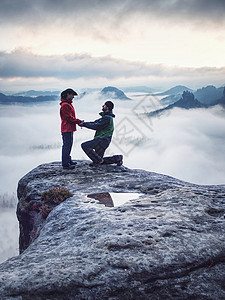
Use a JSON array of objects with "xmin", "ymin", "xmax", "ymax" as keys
[{"xmin": 0, "ymin": 91, "xmax": 225, "ymax": 263}]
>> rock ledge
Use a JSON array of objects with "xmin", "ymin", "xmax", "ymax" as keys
[{"xmin": 0, "ymin": 161, "xmax": 225, "ymax": 299}]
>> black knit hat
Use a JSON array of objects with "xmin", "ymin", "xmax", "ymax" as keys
[
  {"xmin": 105, "ymin": 101, "xmax": 114, "ymax": 111},
  {"xmin": 61, "ymin": 88, "xmax": 78, "ymax": 99}
]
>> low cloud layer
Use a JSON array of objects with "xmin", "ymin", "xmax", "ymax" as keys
[
  {"xmin": 130, "ymin": 105, "xmax": 225, "ymax": 185},
  {"xmin": 0, "ymin": 94, "xmax": 224, "ymax": 197},
  {"xmin": 1, "ymin": 49, "xmax": 225, "ymax": 85}
]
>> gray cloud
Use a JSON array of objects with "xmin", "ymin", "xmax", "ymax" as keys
[
  {"xmin": 0, "ymin": 49, "xmax": 225, "ymax": 82},
  {"xmin": 0, "ymin": 0, "xmax": 225, "ymax": 28}
]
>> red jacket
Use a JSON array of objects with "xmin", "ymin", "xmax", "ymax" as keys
[{"xmin": 60, "ymin": 99, "xmax": 81, "ymax": 132}]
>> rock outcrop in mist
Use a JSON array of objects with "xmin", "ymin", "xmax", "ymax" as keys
[
  {"xmin": 0, "ymin": 161, "xmax": 225, "ymax": 299},
  {"xmin": 160, "ymin": 85, "xmax": 225, "ymax": 107},
  {"xmin": 149, "ymin": 91, "xmax": 205, "ymax": 117},
  {"xmin": 101, "ymin": 86, "xmax": 131, "ymax": 100}
]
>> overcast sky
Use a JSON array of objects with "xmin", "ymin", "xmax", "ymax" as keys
[{"xmin": 0, "ymin": 0, "xmax": 225, "ymax": 91}]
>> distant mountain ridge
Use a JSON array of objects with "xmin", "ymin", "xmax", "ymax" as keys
[
  {"xmin": 13, "ymin": 90, "xmax": 61, "ymax": 97},
  {"xmin": 213, "ymin": 87, "xmax": 225, "ymax": 106},
  {"xmin": 1, "ymin": 85, "xmax": 224, "ymax": 108},
  {"xmin": 157, "ymin": 85, "xmax": 193, "ymax": 96},
  {"xmin": 160, "ymin": 85, "xmax": 225, "ymax": 107},
  {"xmin": 121, "ymin": 86, "xmax": 154, "ymax": 93},
  {"xmin": 0, "ymin": 93, "xmax": 58, "ymax": 105},
  {"xmin": 194, "ymin": 85, "xmax": 224, "ymax": 105},
  {"xmin": 149, "ymin": 91, "xmax": 205, "ymax": 117},
  {"xmin": 0, "ymin": 86, "xmax": 131, "ymax": 104},
  {"xmin": 148, "ymin": 87, "xmax": 225, "ymax": 117}
]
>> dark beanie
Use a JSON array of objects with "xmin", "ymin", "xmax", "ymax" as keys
[
  {"xmin": 105, "ymin": 101, "xmax": 114, "ymax": 111},
  {"xmin": 61, "ymin": 88, "xmax": 78, "ymax": 99}
]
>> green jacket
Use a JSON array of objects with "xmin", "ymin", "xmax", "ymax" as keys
[{"xmin": 82, "ymin": 111, "xmax": 115, "ymax": 139}]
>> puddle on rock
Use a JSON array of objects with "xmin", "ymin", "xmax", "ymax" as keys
[{"xmin": 86, "ymin": 192, "xmax": 141, "ymax": 207}]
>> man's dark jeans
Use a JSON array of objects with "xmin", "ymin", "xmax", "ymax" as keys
[
  {"xmin": 81, "ymin": 137, "xmax": 111, "ymax": 164},
  {"xmin": 62, "ymin": 132, "xmax": 74, "ymax": 167},
  {"xmin": 81, "ymin": 137, "xmax": 122, "ymax": 165}
]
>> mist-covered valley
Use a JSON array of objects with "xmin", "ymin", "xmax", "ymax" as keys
[{"xmin": 0, "ymin": 89, "xmax": 225, "ymax": 263}]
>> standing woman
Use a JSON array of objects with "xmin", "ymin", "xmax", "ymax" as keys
[{"xmin": 60, "ymin": 88, "xmax": 81, "ymax": 169}]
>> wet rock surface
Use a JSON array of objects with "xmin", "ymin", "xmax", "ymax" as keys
[{"xmin": 0, "ymin": 161, "xmax": 225, "ymax": 299}]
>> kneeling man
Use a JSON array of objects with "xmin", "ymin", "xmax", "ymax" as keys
[{"xmin": 80, "ymin": 101, "xmax": 123, "ymax": 167}]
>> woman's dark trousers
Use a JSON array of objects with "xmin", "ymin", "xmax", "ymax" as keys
[{"xmin": 62, "ymin": 132, "xmax": 74, "ymax": 167}]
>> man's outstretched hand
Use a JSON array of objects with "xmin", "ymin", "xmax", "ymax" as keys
[{"xmin": 78, "ymin": 120, "xmax": 84, "ymax": 126}]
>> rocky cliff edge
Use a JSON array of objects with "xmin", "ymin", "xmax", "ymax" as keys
[{"xmin": 0, "ymin": 161, "xmax": 225, "ymax": 299}]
